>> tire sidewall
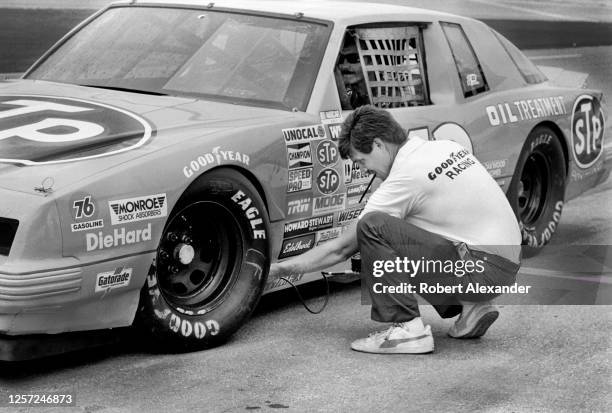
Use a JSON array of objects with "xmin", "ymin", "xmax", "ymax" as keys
[
  {"xmin": 508, "ymin": 127, "xmax": 566, "ymax": 252},
  {"xmin": 138, "ymin": 169, "xmax": 269, "ymax": 350}
]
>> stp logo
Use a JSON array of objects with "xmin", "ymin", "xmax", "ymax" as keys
[
  {"xmin": 316, "ymin": 140, "xmax": 339, "ymax": 167},
  {"xmin": 0, "ymin": 96, "xmax": 152, "ymax": 165},
  {"xmin": 316, "ymin": 168, "xmax": 340, "ymax": 195},
  {"xmin": 571, "ymin": 95, "xmax": 605, "ymax": 169}
]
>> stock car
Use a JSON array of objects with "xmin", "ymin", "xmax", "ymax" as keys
[{"xmin": 0, "ymin": 0, "xmax": 607, "ymax": 359}]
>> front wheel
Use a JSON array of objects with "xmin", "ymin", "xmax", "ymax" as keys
[
  {"xmin": 507, "ymin": 126, "xmax": 566, "ymax": 256},
  {"xmin": 136, "ymin": 169, "xmax": 269, "ymax": 351}
]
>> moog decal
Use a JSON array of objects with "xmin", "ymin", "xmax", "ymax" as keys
[{"xmin": 0, "ymin": 95, "xmax": 152, "ymax": 165}]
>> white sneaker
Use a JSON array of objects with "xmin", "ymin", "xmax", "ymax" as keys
[
  {"xmin": 350, "ymin": 323, "xmax": 434, "ymax": 354},
  {"xmin": 448, "ymin": 301, "xmax": 499, "ymax": 339}
]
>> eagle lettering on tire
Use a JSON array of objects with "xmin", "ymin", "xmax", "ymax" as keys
[
  {"xmin": 137, "ymin": 169, "xmax": 269, "ymax": 350},
  {"xmin": 507, "ymin": 126, "xmax": 566, "ymax": 255}
]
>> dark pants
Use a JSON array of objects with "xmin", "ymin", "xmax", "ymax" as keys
[{"xmin": 356, "ymin": 212, "xmax": 520, "ymax": 323}]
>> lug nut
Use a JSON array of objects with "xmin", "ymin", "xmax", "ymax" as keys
[
  {"xmin": 181, "ymin": 235, "xmax": 193, "ymax": 244},
  {"xmin": 167, "ymin": 232, "xmax": 179, "ymax": 242},
  {"xmin": 168, "ymin": 265, "xmax": 180, "ymax": 274},
  {"xmin": 159, "ymin": 250, "xmax": 170, "ymax": 261}
]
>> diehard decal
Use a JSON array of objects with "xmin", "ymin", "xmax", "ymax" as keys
[
  {"xmin": 316, "ymin": 168, "xmax": 340, "ymax": 195},
  {"xmin": 278, "ymin": 234, "xmax": 316, "ymax": 259},
  {"xmin": 485, "ymin": 96, "xmax": 567, "ymax": 127},
  {"xmin": 282, "ymin": 124, "xmax": 326, "ymax": 144},
  {"xmin": 0, "ymin": 95, "xmax": 152, "ymax": 165},
  {"xmin": 109, "ymin": 193, "xmax": 167, "ymax": 225},
  {"xmin": 95, "ymin": 267, "xmax": 132, "ymax": 292},
  {"xmin": 230, "ymin": 190, "xmax": 267, "ymax": 240},
  {"xmin": 86, "ymin": 223, "xmax": 152, "ymax": 251},
  {"xmin": 287, "ymin": 167, "xmax": 313, "ymax": 193},
  {"xmin": 287, "ymin": 143, "xmax": 313, "ymax": 169},
  {"xmin": 283, "ymin": 214, "xmax": 334, "ymax": 238},
  {"xmin": 571, "ymin": 95, "xmax": 605, "ymax": 169},
  {"xmin": 183, "ymin": 146, "xmax": 250, "ymax": 178},
  {"xmin": 316, "ymin": 140, "xmax": 339, "ymax": 167},
  {"xmin": 312, "ymin": 194, "xmax": 346, "ymax": 215}
]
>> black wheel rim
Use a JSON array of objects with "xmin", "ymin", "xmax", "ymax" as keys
[
  {"xmin": 156, "ymin": 201, "xmax": 242, "ymax": 311},
  {"xmin": 517, "ymin": 151, "xmax": 550, "ymax": 225}
]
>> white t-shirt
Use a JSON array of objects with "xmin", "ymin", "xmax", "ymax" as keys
[{"xmin": 359, "ymin": 137, "xmax": 521, "ymax": 263}]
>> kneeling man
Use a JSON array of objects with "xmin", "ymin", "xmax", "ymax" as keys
[{"xmin": 270, "ymin": 105, "xmax": 521, "ymax": 354}]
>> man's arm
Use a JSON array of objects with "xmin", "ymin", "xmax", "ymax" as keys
[{"xmin": 269, "ymin": 223, "xmax": 359, "ymax": 278}]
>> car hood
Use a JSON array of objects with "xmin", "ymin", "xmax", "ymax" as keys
[{"xmin": 0, "ymin": 80, "xmax": 291, "ymax": 194}]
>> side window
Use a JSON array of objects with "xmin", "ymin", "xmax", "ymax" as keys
[
  {"xmin": 334, "ymin": 25, "xmax": 430, "ymax": 110},
  {"xmin": 491, "ymin": 29, "xmax": 547, "ymax": 84},
  {"xmin": 440, "ymin": 22, "xmax": 489, "ymax": 98}
]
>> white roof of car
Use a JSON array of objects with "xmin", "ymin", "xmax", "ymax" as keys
[{"xmin": 110, "ymin": 0, "xmax": 461, "ymax": 24}]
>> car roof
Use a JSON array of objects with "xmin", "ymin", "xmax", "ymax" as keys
[{"xmin": 109, "ymin": 0, "xmax": 463, "ymax": 25}]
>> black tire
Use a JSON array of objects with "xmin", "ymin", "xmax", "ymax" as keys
[
  {"xmin": 507, "ymin": 126, "xmax": 566, "ymax": 256},
  {"xmin": 137, "ymin": 169, "xmax": 269, "ymax": 351}
]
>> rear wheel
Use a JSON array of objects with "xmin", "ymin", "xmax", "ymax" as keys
[
  {"xmin": 507, "ymin": 126, "xmax": 566, "ymax": 256},
  {"xmin": 137, "ymin": 169, "xmax": 269, "ymax": 351}
]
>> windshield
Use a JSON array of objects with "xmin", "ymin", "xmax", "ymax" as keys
[{"xmin": 26, "ymin": 6, "xmax": 330, "ymax": 111}]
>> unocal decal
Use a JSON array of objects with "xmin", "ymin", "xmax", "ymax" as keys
[{"xmin": 0, "ymin": 95, "xmax": 152, "ymax": 165}]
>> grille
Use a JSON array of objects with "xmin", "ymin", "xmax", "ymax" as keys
[{"xmin": 0, "ymin": 218, "xmax": 19, "ymax": 256}]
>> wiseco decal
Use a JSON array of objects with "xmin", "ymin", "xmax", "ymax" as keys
[
  {"xmin": 109, "ymin": 193, "xmax": 167, "ymax": 225},
  {"xmin": 0, "ymin": 95, "xmax": 152, "ymax": 165}
]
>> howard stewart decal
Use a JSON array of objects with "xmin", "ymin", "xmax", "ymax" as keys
[
  {"xmin": 571, "ymin": 95, "xmax": 605, "ymax": 169},
  {"xmin": 278, "ymin": 234, "xmax": 316, "ymax": 259},
  {"xmin": 316, "ymin": 140, "xmax": 339, "ymax": 167},
  {"xmin": 283, "ymin": 214, "xmax": 334, "ymax": 238},
  {"xmin": 109, "ymin": 193, "xmax": 167, "ymax": 225},
  {"xmin": 95, "ymin": 267, "xmax": 132, "ymax": 293},
  {"xmin": 282, "ymin": 124, "xmax": 326, "ymax": 144},
  {"xmin": 288, "ymin": 167, "xmax": 313, "ymax": 193},
  {"xmin": 0, "ymin": 95, "xmax": 152, "ymax": 165},
  {"xmin": 287, "ymin": 143, "xmax": 313, "ymax": 169},
  {"xmin": 486, "ymin": 96, "xmax": 566, "ymax": 126},
  {"xmin": 183, "ymin": 147, "xmax": 250, "ymax": 178},
  {"xmin": 316, "ymin": 168, "xmax": 340, "ymax": 195},
  {"xmin": 71, "ymin": 195, "xmax": 104, "ymax": 232}
]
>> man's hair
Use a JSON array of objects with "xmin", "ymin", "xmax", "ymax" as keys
[{"xmin": 338, "ymin": 105, "xmax": 407, "ymax": 159}]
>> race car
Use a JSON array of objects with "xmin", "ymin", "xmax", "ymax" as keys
[{"xmin": 0, "ymin": 0, "xmax": 607, "ymax": 359}]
